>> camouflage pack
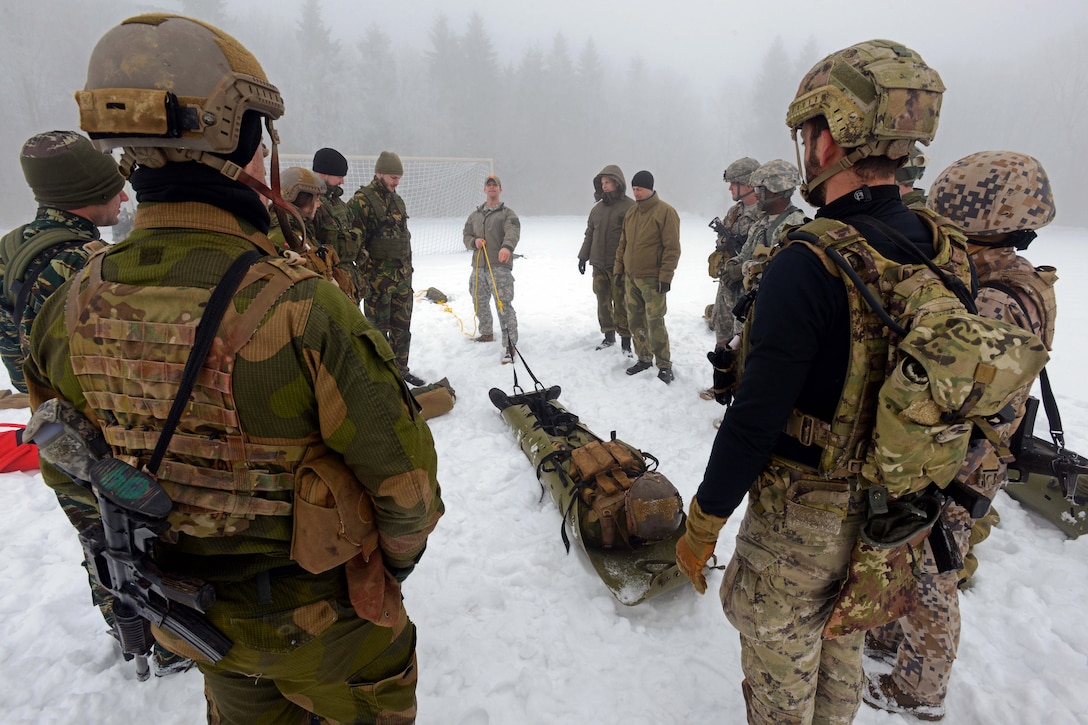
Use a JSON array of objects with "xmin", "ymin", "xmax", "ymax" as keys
[{"xmin": 786, "ymin": 213, "xmax": 1049, "ymax": 505}]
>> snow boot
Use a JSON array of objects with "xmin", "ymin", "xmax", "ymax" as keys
[
  {"xmin": 626, "ymin": 360, "xmax": 652, "ymax": 376},
  {"xmin": 657, "ymin": 368, "xmax": 674, "ymax": 385},
  {"xmin": 596, "ymin": 331, "xmax": 616, "ymax": 350},
  {"xmin": 863, "ymin": 673, "xmax": 945, "ymax": 721},
  {"xmin": 620, "ymin": 337, "xmax": 632, "ymax": 356}
]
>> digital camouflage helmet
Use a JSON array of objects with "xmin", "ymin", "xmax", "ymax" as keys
[
  {"xmin": 786, "ymin": 40, "xmax": 945, "ymax": 203},
  {"xmin": 75, "ymin": 14, "xmax": 284, "ymax": 181},
  {"xmin": 723, "ymin": 157, "xmax": 760, "ymax": 185},
  {"xmin": 926, "ymin": 150, "xmax": 1056, "ymax": 241},
  {"xmin": 750, "ymin": 159, "xmax": 801, "ymax": 195}
]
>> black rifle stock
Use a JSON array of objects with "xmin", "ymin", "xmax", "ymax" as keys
[{"xmin": 26, "ymin": 399, "xmax": 232, "ymax": 679}]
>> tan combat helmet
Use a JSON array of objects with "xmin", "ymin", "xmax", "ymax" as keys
[
  {"xmin": 895, "ymin": 146, "xmax": 931, "ymax": 187},
  {"xmin": 724, "ymin": 157, "xmax": 760, "ymax": 185},
  {"xmin": 75, "ymin": 14, "xmax": 284, "ymax": 181},
  {"xmin": 927, "ymin": 150, "xmax": 1056, "ymax": 243},
  {"xmin": 785, "ymin": 40, "xmax": 945, "ymax": 203},
  {"xmin": 280, "ymin": 167, "xmax": 323, "ymax": 206}
]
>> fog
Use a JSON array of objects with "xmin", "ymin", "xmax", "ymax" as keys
[{"xmin": 3, "ymin": 0, "xmax": 1087, "ymax": 225}]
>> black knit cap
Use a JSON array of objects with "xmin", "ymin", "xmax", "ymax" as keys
[
  {"xmin": 631, "ymin": 170, "xmax": 654, "ymax": 190},
  {"xmin": 313, "ymin": 147, "xmax": 348, "ymax": 176}
]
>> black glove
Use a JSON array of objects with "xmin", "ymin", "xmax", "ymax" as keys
[
  {"xmin": 708, "ymin": 347, "xmax": 737, "ymax": 406},
  {"xmin": 387, "ymin": 563, "xmax": 415, "ymax": 583},
  {"xmin": 658, "ymin": 281, "xmax": 670, "ymax": 294},
  {"xmin": 578, "ymin": 259, "xmax": 587, "ymax": 275}
]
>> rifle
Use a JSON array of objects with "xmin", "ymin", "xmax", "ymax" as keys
[{"xmin": 26, "ymin": 398, "xmax": 232, "ymax": 680}]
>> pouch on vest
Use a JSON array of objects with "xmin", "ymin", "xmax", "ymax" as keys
[
  {"xmin": 823, "ymin": 535, "xmax": 922, "ymax": 639},
  {"xmin": 291, "ymin": 451, "xmax": 380, "ymax": 573}
]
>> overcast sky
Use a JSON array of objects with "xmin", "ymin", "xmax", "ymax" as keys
[{"xmin": 273, "ymin": 0, "xmax": 1088, "ymax": 90}]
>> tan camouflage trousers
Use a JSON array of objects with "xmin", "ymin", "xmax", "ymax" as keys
[
  {"xmin": 624, "ymin": 277, "xmax": 671, "ymax": 369},
  {"xmin": 721, "ymin": 470, "xmax": 867, "ymax": 724},
  {"xmin": 866, "ymin": 500, "xmax": 973, "ymax": 707},
  {"xmin": 363, "ymin": 261, "xmax": 414, "ymax": 372},
  {"xmin": 591, "ymin": 266, "xmax": 629, "ymax": 337},
  {"xmin": 469, "ymin": 264, "xmax": 518, "ymax": 348},
  {"xmin": 159, "ymin": 569, "xmax": 418, "ymax": 725}
]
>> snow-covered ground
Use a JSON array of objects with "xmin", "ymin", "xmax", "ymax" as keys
[{"xmin": 2, "ymin": 215, "xmax": 1086, "ymax": 724}]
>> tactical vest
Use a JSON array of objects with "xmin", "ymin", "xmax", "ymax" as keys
[
  {"xmin": 763, "ymin": 209, "xmax": 972, "ymax": 479},
  {"xmin": 357, "ymin": 184, "xmax": 411, "ymax": 262},
  {"xmin": 64, "ymin": 248, "xmax": 329, "ymax": 539},
  {"xmin": 972, "ymin": 247, "xmax": 1057, "ymax": 350}
]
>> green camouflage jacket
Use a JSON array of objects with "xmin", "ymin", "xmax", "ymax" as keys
[
  {"xmin": 0, "ymin": 208, "xmax": 104, "ymax": 392},
  {"xmin": 348, "ymin": 178, "xmax": 411, "ymax": 265},
  {"xmin": 26, "ymin": 201, "xmax": 443, "ymax": 592},
  {"xmin": 314, "ymin": 185, "xmax": 364, "ymax": 266}
]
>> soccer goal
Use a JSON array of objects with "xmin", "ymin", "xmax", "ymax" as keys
[{"xmin": 278, "ymin": 154, "xmax": 494, "ymax": 255}]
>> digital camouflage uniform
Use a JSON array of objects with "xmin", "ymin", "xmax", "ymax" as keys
[
  {"xmin": 349, "ymin": 178, "xmax": 414, "ymax": 374},
  {"xmin": 711, "ymin": 201, "xmax": 761, "ymax": 346},
  {"xmin": 0, "ymin": 208, "xmax": 105, "ymax": 393},
  {"xmin": 579, "ymin": 165, "xmax": 634, "ymax": 340},
  {"xmin": 614, "ymin": 192, "xmax": 680, "ymax": 371},
  {"xmin": 314, "ymin": 184, "xmax": 365, "ymax": 303},
  {"xmin": 26, "ymin": 201, "xmax": 444, "ymax": 724},
  {"xmin": 463, "ymin": 200, "xmax": 521, "ymax": 349}
]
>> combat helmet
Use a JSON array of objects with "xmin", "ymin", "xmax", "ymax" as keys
[
  {"xmin": 724, "ymin": 157, "xmax": 760, "ymax": 185},
  {"xmin": 75, "ymin": 14, "xmax": 284, "ymax": 181},
  {"xmin": 580, "ymin": 470, "xmax": 683, "ymax": 549},
  {"xmin": 750, "ymin": 159, "xmax": 800, "ymax": 195},
  {"xmin": 785, "ymin": 40, "xmax": 945, "ymax": 203},
  {"xmin": 895, "ymin": 146, "xmax": 930, "ymax": 186},
  {"xmin": 280, "ymin": 167, "xmax": 323, "ymax": 206},
  {"xmin": 927, "ymin": 150, "xmax": 1055, "ymax": 245}
]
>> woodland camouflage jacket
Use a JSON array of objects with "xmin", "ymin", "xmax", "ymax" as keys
[{"xmin": 25, "ymin": 201, "xmax": 443, "ymax": 590}]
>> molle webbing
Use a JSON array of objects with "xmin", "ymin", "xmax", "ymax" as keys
[
  {"xmin": 65, "ymin": 250, "xmax": 319, "ymax": 524},
  {"xmin": 569, "ymin": 440, "xmax": 647, "ymax": 548},
  {"xmin": 358, "ymin": 185, "xmax": 410, "ymax": 260}
]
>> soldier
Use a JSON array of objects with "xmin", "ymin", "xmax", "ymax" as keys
[
  {"xmin": 0, "ymin": 131, "xmax": 126, "ymax": 395},
  {"xmin": 578, "ymin": 165, "xmax": 634, "ymax": 354},
  {"xmin": 26, "ymin": 14, "xmax": 442, "ymax": 722},
  {"xmin": 675, "ymin": 40, "xmax": 950, "ymax": 723},
  {"xmin": 614, "ymin": 170, "xmax": 681, "ymax": 384},
  {"xmin": 896, "ymin": 146, "xmax": 931, "ymax": 207},
  {"xmin": 735, "ymin": 159, "xmax": 807, "ymax": 300},
  {"xmin": 349, "ymin": 150, "xmax": 423, "ymax": 385},
  {"xmin": 267, "ymin": 166, "xmax": 323, "ymax": 252},
  {"xmin": 709, "ymin": 157, "xmax": 761, "ymax": 350},
  {"xmin": 463, "ymin": 175, "xmax": 521, "ymax": 363},
  {"xmin": 863, "ymin": 151, "xmax": 1058, "ymax": 721},
  {"xmin": 312, "ymin": 147, "xmax": 365, "ymax": 303}
]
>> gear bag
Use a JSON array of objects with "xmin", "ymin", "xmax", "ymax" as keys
[{"xmin": 786, "ymin": 214, "xmax": 1049, "ymax": 539}]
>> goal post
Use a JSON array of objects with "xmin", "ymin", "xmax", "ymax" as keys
[{"xmin": 278, "ymin": 154, "xmax": 494, "ymax": 255}]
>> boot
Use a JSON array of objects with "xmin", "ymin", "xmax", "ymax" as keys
[
  {"xmin": 595, "ymin": 331, "xmax": 616, "ymax": 350},
  {"xmin": 863, "ymin": 673, "xmax": 945, "ymax": 721},
  {"xmin": 657, "ymin": 368, "xmax": 674, "ymax": 384},
  {"xmin": 474, "ymin": 333, "xmax": 495, "ymax": 343},
  {"xmin": 626, "ymin": 360, "xmax": 652, "ymax": 376},
  {"xmin": 620, "ymin": 336, "xmax": 632, "ymax": 356}
]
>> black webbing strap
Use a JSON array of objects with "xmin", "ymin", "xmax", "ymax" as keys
[{"xmin": 146, "ymin": 250, "xmax": 263, "ymax": 476}]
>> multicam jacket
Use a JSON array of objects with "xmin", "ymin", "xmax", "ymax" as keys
[
  {"xmin": 26, "ymin": 202, "xmax": 443, "ymax": 596},
  {"xmin": 348, "ymin": 178, "xmax": 411, "ymax": 266},
  {"xmin": 0, "ymin": 208, "xmax": 105, "ymax": 392}
]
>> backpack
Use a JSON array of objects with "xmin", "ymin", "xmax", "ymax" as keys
[{"xmin": 787, "ymin": 214, "xmax": 1050, "ymax": 510}]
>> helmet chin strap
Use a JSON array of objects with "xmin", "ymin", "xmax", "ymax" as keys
[{"xmin": 793, "ymin": 130, "xmax": 908, "ymax": 205}]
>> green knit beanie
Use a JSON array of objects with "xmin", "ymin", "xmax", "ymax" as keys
[
  {"xmin": 20, "ymin": 130, "xmax": 125, "ymax": 209},
  {"xmin": 374, "ymin": 150, "xmax": 404, "ymax": 176}
]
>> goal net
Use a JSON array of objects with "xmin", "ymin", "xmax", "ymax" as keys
[{"xmin": 278, "ymin": 155, "xmax": 494, "ymax": 255}]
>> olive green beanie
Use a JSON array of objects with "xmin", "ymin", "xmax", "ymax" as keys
[
  {"xmin": 20, "ymin": 131, "xmax": 125, "ymax": 209},
  {"xmin": 374, "ymin": 150, "xmax": 403, "ymax": 176}
]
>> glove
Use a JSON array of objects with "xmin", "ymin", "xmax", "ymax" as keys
[
  {"xmin": 658, "ymin": 281, "xmax": 670, "ymax": 294},
  {"xmin": 707, "ymin": 347, "xmax": 738, "ymax": 406},
  {"xmin": 675, "ymin": 497, "xmax": 728, "ymax": 594},
  {"xmin": 578, "ymin": 259, "xmax": 587, "ymax": 275}
]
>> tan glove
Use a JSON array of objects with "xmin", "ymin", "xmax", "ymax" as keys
[{"xmin": 675, "ymin": 497, "xmax": 729, "ymax": 594}]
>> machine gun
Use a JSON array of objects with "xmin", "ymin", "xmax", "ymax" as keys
[{"xmin": 25, "ymin": 398, "xmax": 232, "ymax": 680}]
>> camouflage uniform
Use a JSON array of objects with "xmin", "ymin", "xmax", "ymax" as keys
[
  {"xmin": 711, "ymin": 201, "xmax": 760, "ymax": 346},
  {"xmin": 579, "ymin": 165, "xmax": 634, "ymax": 340},
  {"xmin": 313, "ymin": 184, "xmax": 365, "ymax": 303},
  {"xmin": 26, "ymin": 201, "xmax": 443, "ymax": 723},
  {"xmin": 0, "ymin": 208, "xmax": 105, "ymax": 393},
  {"xmin": 463, "ymin": 201, "xmax": 521, "ymax": 349},
  {"xmin": 349, "ymin": 178, "xmax": 414, "ymax": 373},
  {"xmin": 614, "ymin": 191, "xmax": 680, "ymax": 371},
  {"xmin": 900, "ymin": 188, "xmax": 927, "ymax": 208}
]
